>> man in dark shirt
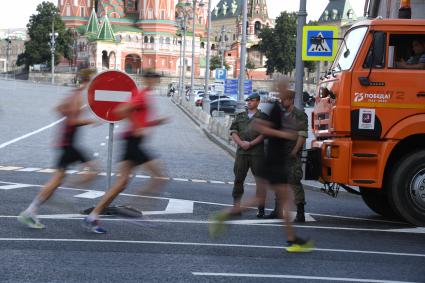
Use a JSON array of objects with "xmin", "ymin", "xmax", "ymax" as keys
[{"xmin": 209, "ymin": 78, "xmax": 313, "ymax": 252}]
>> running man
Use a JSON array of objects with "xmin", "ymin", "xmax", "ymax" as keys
[
  {"xmin": 83, "ymin": 70, "xmax": 168, "ymax": 234},
  {"xmin": 209, "ymin": 77, "xmax": 313, "ymax": 253},
  {"xmin": 18, "ymin": 68, "xmax": 98, "ymax": 229}
]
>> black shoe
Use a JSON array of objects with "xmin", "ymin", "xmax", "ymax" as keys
[
  {"xmin": 294, "ymin": 213, "xmax": 305, "ymax": 223},
  {"xmin": 256, "ymin": 207, "xmax": 265, "ymax": 218},
  {"xmin": 264, "ymin": 210, "xmax": 278, "ymax": 219}
]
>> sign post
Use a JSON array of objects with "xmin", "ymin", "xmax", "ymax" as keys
[{"xmin": 87, "ymin": 70, "xmax": 137, "ymax": 187}]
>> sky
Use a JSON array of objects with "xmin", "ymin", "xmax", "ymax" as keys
[{"xmin": 0, "ymin": 0, "xmax": 365, "ymax": 29}]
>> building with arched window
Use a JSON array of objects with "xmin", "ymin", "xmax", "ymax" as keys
[
  {"xmin": 58, "ymin": 0, "xmax": 209, "ymax": 76},
  {"xmin": 210, "ymin": 0, "xmax": 273, "ymax": 79}
]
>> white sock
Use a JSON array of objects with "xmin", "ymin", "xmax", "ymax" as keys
[
  {"xmin": 26, "ymin": 198, "xmax": 41, "ymax": 215},
  {"xmin": 87, "ymin": 213, "xmax": 98, "ymax": 222}
]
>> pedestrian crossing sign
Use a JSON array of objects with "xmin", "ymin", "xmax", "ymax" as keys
[{"xmin": 302, "ymin": 26, "xmax": 339, "ymax": 61}]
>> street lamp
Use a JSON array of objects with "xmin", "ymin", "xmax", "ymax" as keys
[
  {"xmin": 295, "ymin": 0, "xmax": 307, "ymax": 110},
  {"xmin": 48, "ymin": 22, "xmax": 58, "ymax": 85},
  {"xmin": 189, "ymin": 0, "xmax": 205, "ymax": 103},
  {"xmin": 203, "ymin": 0, "xmax": 212, "ymax": 113},
  {"xmin": 237, "ymin": 0, "xmax": 248, "ymax": 113},
  {"xmin": 176, "ymin": 17, "xmax": 185, "ymax": 103},
  {"xmin": 176, "ymin": 1, "xmax": 192, "ymax": 103},
  {"xmin": 218, "ymin": 25, "xmax": 226, "ymax": 69},
  {"xmin": 5, "ymin": 37, "xmax": 12, "ymax": 78}
]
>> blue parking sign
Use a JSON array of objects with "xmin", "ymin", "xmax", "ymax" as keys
[{"xmin": 215, "ymin": 68, "xmax": 227, "ymax": 80}]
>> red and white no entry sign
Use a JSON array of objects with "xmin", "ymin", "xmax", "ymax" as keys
[{"xmin": 87, "ymin": 70, "xmax": 137, "ymax": 122}]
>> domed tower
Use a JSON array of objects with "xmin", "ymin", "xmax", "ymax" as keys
[
  {"xmin": 58, "ymin": 0, "xmax": 94, "ymax": 28},
  {"xmin": 246, "ymin": 0, "xmax": 272, "ymax": 43}
]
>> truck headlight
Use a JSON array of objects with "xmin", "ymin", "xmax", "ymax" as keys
[{"xmin": 326, "ymin": 145, "xmax": 339, "ymax": 158}]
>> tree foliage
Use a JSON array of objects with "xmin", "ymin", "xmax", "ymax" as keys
[
  {"xmin": 258, "ymin": 12, "xmax": 316, "ymax": 75},
  {"xmin": 245, "ymin": 59, "xmax": 255, "ymax": 79},
  {"xmin": 209, "ymin": 55, "xmax": 230, "ymax": 71},
  {"xmin": 17, "ymin": 1, "xmax": 73, "ymax": 69},
  {"xmin": 258, "ymin": 12, "xmax": 297, "ymax": 75}
]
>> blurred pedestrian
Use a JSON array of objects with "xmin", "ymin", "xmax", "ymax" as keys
[
  {"xmin": 18, "ymin": 68, "xmax": 98, "ymax": 229},
  {"xmin": 83, "ymin": 70, "xmax": 168, "ymax": 234},
  {"xmin": 229, "ymin": 93, "xmax": 268, "ymax": 218},
  {"xmin": 209, "ymin": 77, "xmax": 313, "ymax": 252}
]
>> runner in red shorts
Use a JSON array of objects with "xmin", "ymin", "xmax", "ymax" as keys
[{"xmin": 83, "ymin": 70, "xmax": 168, "ymax": 233}]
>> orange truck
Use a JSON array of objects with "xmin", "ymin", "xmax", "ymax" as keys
[{"xmin": 306, "ymin": 17, "xmax": 425, "ymax": 226}]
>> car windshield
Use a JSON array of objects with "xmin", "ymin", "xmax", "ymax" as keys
[{"xmin": 332, "ymin": 26, "xmax": 368, "ymax": 72}]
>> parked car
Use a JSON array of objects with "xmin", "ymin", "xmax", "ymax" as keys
[{"xmin": 209, "ymin": 98, "xmax": 237, "ymax": 116}]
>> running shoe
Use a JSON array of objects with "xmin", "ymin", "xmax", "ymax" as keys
[
  {"xmin": 82, "ymin": 217, "xmax": 107, "ymax": 234},
  {"xmin": 285, "ymin": 237, "xmax": 314, "ymax": 253},
  {"xmin": 17, "ymin": 212, "xmax": 45, "ymax": 229},
  {"xmin": 208, "ymin": 211, "xmax": 229, "ymax": 239}
]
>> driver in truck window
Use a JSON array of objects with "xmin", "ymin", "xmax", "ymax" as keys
[{"xmin": 396, "ymin": 39, "xmax": 425, "ymax": 69}]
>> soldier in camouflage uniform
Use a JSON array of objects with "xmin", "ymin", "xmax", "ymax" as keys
[{"xmin": 229, "ymin": 93, "xmax": 268, "ymax": 218}]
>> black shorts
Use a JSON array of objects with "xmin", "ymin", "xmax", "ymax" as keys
[
  {"xmin": 56, "ymin": 146, "xmax": 89, "ymax": 169},
  {"xmin": 259, "ymin": 156, "xmax": 303, "ymax": 185},
  {"xmin": 122, "ymin": 136, "xmax": 153, "ymax": 165}
]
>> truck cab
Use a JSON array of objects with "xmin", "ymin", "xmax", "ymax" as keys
[{"xmin": 308, "ymin": 19, "xmax": 425, "ymax": 226}]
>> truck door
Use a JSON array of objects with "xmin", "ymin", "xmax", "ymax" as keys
[{"xmin": 351, "ymin": 31, "xmax": 425, "ymax": 139}]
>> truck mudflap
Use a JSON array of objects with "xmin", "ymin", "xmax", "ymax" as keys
[{"xmin": 303, "ymin": 148, "xmax": 322, "ymax": 180}]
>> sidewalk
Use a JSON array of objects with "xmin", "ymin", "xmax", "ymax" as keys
[{"xmin": 170, "ymin": 96, "xmax": 329, "ymax": 192}]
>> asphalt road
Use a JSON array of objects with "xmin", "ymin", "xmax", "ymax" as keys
[{"xmin": 0, "ymin": 80, "xmax": 424, "ymax": 283}]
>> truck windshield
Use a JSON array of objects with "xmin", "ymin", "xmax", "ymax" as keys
[{"xmin": 332, "ymin": 26, "xmax": 368, "ymax": 72}]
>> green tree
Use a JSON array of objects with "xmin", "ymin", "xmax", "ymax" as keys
[
  {"xmin": 245, "ymin": 59, "xmax": 255, "ymax": 79},
  {"xmin": 17, "ymin": 1, "xmax": 73, "ymax": 70},
  {"xmin": 258, "ymin": 12, "xmax": 297, "ymax": 75},
  {"xmin": 209, "ymin": 55, "xmax": 230, "ymax": 71}
]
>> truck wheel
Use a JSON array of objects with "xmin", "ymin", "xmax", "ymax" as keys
[
  {"xmin": 360, "ymin": 187, "xmax": 398, "ymax": 218},
  {"xmin": 387, "ymin": 150, "xmax": 425, "ymax": 226}
]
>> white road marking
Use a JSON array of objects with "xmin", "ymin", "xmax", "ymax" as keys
[
  {"xmin": 0, "ymin": 117, "xmax": 66, "ymax": 149},
  {"xmin": 191, "ymin": 272, "xmax": 420, "ymax": 283},
  {"xmin": 0, "ymin": 183, "xmax": 33, "ymax": 190},
  {"xmin": 0, "ymin": 180, "xmax": 418, "ymax": 229},
  {"xmin": 227, "ymin": 211, "xmax": 315, "ymax": 223},
  {"xmin": 190, "ymin": 179, "xmax": 207, "ymax": 183},
  {"xmin": 173, "ymin": 178, "xmax": 189, "ymax": 182},
  {"xmin": 16, "ymin": 167, "xmax": 42, "ymax": 172},
  {"xmin": 388, "ymin": 227, "xmax": 425, "ymax": 234},
  {"xmin": 73, "ymin": 191, "xmax": 105, "ymax": 199},
  {"xmin": 100, "ymin": 143, "xmax": 106, "ymax": 146},
  {"xmin": 0, "ymin": 238, "xmax": 423, "ymax": 258},
  {"xmin": 98, "ymin": 172, "xmax": 115, "ymax": 176},
  {"xmin": 153, "ymin": 176, "xmax": 170, "ymax": 180},
  {"xmin": 209, "ymin": 180, "xmax": 225, "ymax": 184},
  {"xmin": 65, "ymin": 170, "xmax": 79, "ymax": 174},
  {"xmin": 93, "ymin": 152, "xmax": 99, "ymax": 157},
  {"xmin": 310, "ymin": 212, "xmax": 408, "ymax": 225},
  {"xmin": 0, "ymin": 166, "xmax": 23, "ymax": 171},
  {"xmin": 135, "ymin": 175, "xmax": 151, "ymax": 179},
  {"xmin": 37, "ymin": 169, "xmax": 57, "ymax": 173},
  {"xmin": 143, "ymin": 199, "xmax": 194, "ymax": 215}
]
